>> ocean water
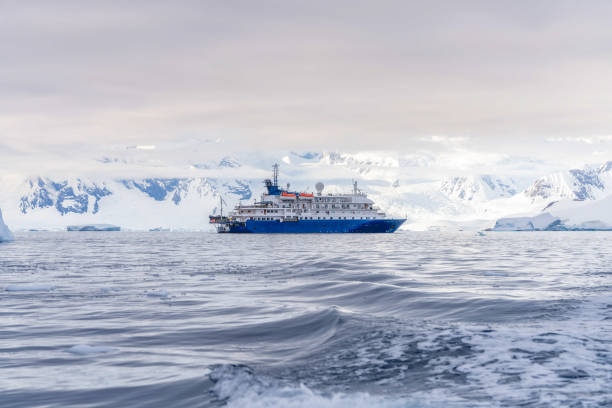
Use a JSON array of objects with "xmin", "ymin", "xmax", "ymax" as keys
[{"xmin": 1, "ymin": 231, "xmax": 611, "ymax": 407}]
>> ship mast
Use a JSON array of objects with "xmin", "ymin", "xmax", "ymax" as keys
[{"xmin": 273, "ymin": 163, "xmax": 279, "ymax": 187}]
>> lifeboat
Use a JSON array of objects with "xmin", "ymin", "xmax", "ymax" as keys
[
  {"xmin": 280, "ymin": 191, "xmax": 296, "ymax": 199},
  {"xmin": 299, "ymin": 193, "xmax": 314, "ymax": 198}
]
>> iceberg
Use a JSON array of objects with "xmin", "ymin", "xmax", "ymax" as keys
[
  {"xmin": 489, "ymin": 213, "xmax": 560, "ymax": 231},
  {"xmin": 0, "ymin": 208, "xmax": 14, "ymax": 242},
  {"xmin": 67, "ymin": 224, "xmax": 121, "ymax": 231}
]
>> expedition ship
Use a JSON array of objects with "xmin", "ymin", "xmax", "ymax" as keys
[{"xmin": 209, "ymin": 164, "xmax": 406, "ymax": 233}]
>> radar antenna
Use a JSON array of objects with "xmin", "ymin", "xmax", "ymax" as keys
[{"xmin": 315, "ymin": 182, "xmax": 324, "ymax": 195}]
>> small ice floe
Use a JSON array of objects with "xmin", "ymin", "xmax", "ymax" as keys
[
  {"xmin": 5, "ymin": 284, "xmax": 56, "ymax": 292},
  {"xmin": 146, "ymin": 289, "xmax": 169, "ymax": 298},
  {"xmin": 66, "ymin": 224, "xmax": 120, "ymax": 231},
  {"xmin": 68, "ymin": 344, "xmax": 115, "ymax": 355}
]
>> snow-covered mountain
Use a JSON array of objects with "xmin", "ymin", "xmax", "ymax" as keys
[
  {"xmin": 524, "ymin": 164, "xmax": 611, "ymax": 202},
  {"xmin": 4, "ymin": 150, "xmax": 612, "ymax": 231},
  {"xmin": 490, "ymin": 161, "xmax": 612, "ymax": 230},
  {"xmin": 439, "ymin": 175, "xmax": 523, "ymax": 202},
  {"xmin": 0, "ymin": 174, "xmax": 256, "ymax": 231}
]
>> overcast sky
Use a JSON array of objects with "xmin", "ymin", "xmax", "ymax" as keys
[{"xmin": 2, "ymin": 0, "xmax": 612, "ymax": 175}]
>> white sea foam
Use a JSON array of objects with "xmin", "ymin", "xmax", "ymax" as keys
[
  {"xmin": 418, "ymin": 295, "xmax": 612, "ymax": 406},
  {"xmin": 67, "ymin": 344, "xmax": 115, "ymax": 355},
  {"xmin": 5, "ymin": 284, "xmax": 55, "ymax": 292},
  {"xmin": 209, "ymin": 364, "xmax": 458, "ymax": 408}
]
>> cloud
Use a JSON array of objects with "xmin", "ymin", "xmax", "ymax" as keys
[
  {"xmin": 419, "ymin": 135, "xmax": 470, "ymax": 144},
  {"xmin": 2, "ymin": 1, "xmax": 612, "ymax": 155},
  {"xmin": 3, "ymin": 0, "xmax": 612, "ymax": 180},
  {"xmin": 127, "ymin": 145, "xmax": 157, "ymax": 150},
  {"xmin": 546, "ymin": 135, "xmax": 612, "ymax": 144}
]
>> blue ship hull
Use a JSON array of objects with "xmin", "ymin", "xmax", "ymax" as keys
[{"xmin": 223, "ymin": 218, "xmax": 405, "ymax": 233}]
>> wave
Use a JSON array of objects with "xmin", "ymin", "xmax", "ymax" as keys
[
  {"xmin": 217, "ymin": 296, "xmax": 612, "ymax": 407},
  {"xmin": 207, "ymin": 364, "xmax": 463, "ymax": 408},
  {"xmin": 1, "ymin": 377, "xmax": 215, "ymax": 408},
  {"xmin": 257, "ymin": 279, "xmax": 564, "ymax": 323}
]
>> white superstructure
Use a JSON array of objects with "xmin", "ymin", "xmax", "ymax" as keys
[
  {"xmin": 231, "ymin": 190, "xmax": 386, "ymax": 222},
  {"xmin": 226, "ymin": 168, "xmax": 387, "ymax": 223}
]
